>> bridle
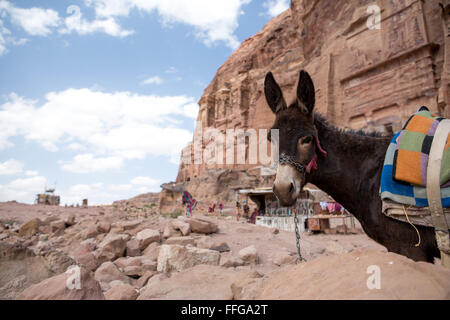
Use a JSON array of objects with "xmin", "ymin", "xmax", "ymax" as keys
[
  {"xmin": 276, "ymin": 133, "xmax": 327, "ymax": 263},
  {"xmin": 278, "ymin": 134, "xmax": 327, "ymax": 176}
]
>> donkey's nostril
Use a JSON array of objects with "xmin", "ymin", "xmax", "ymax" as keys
[{"xmin": 288, "ymin": 182, "xmax": 294, "ymax": 194}]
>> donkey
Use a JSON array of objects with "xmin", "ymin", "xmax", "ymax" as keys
[{"xmin": 264, "ymin": 70, "xmax": 439, "ymax": 262}]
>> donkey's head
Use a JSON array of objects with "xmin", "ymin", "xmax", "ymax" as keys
[{"xmin": 265, "ymin": 70, "xmax": 326, "ymax": 206}]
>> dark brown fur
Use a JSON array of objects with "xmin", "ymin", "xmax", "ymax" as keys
[{"xmin": 267, "ymin": 71, "xmax": 439, "ymax": 262}]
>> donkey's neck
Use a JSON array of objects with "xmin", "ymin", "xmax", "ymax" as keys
[{"xmin": 308, "ymin": 115, "xmax": 392, "ymax": 225}]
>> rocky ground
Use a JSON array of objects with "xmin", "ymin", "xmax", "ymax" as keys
[{"xmin": 0, "ymin": 200, "xmax": 449, "ymax": 300}]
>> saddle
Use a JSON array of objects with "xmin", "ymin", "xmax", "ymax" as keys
[{"xmin": 380, "ymin": 107, "xmax": 450, "ymax": 266}]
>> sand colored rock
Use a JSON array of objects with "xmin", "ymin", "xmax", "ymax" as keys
[
  {"xmin": 114, "ymin": 256, "xmax": 142, "ymax": 270},
  {"xmin": 18, "ymin": 219, "xmax": 40, "ymax": 237},
  {"xmin": 96, "ymin": 234, "xmax": 127, "ymax": 264},
  {"xmin": 136, "ymin": 229, "xmax": 160, "ymax": 250},
  {"xmin": 138, "ymin": 264, "xmax": 261, "ymax": 300},
  {"xmin": 18, "ymin": 266, "xmax": 104, "ymax": 300},
  {"xmin": 71, "ymin": 245, "xmax": 100, "ymax": 271},
  {"xmin": 94, "ymin": 261, "xmax": 131, "ymax": 291},
  {"xmin": 142, "ymin": 242, "xmax": 160, "ymax": 260},
  {"xmin": 235, "ymin": 249, "xmax": 450, "ymax": 299},
  {"xmin": 135, "ymin": 271, "xmax": 155, "ymax": 288},
  {"xmin": 104, "ymin": 283, "xmax": 138, "ymax": 300},
  {"xmin": 238, "ymin": 245, "xmax": 258, "ymax": 264},
  {"xmin": 171, "ymin": 219, "xmax": 191, "ymax": 236},
  {"xmin": 126, "ymin": 239, "xmax": 141, "ymax": 257},
  {"xmin": 195, "ymin": 237, "xmax": 230, "ymax": 252},
  {"xmin": 165, "ymin": 236, "xmax": 196, "ymax": 246},
  {"xmin": 157, "ymin": 244, "xmax": 220, "ymax": 273},
  {"xmin": 184, "ymin": 217, "xmax": 218, "ymax": 234},
  {"xmin": 219, "ymin": 252, "xmax": 245, "ymax": 268},
  {"xmin": 0, "ymin": 242, "xmax": 55, "ymax": 299}
]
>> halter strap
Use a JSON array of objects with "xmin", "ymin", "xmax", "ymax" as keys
[{"xmin": 278, "ymin": 134, "xmax": 327, "ymax": 174}]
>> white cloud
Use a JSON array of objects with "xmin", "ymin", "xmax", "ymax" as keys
[
  {"xmin": 86, "ymin": 0, "xmax": 251, "ymax": 49},
  {"xmin": 66, "ymin": 142, "xmax": 87, "ymax": 151},
  {"xmin": 0, "ymin": 159, "xmax": 23, "ymax": 175},
  {"xmin": 0, "ymin": 1, "xmax": 133, "ymax": 55},
  {"xmin": 131, "ymin": 176, "xmax": 161, "ymax": 193},
  {"xmin": 165, "ymin": 66, "xmax": 177, "ymax": 74},
  {"xmin": 60, "ymin": 154, "xmax": 124, "ymax": 173},
  {"xmin": 140, "ymin": 76, "xmax": 163, "ymax": 86},
  {"xmin": 3, "ymin": 2, "xmax": 61, "ymax": 36},
  {"xmin": 131, "ymin": 176, "xmax": 160, "ymax": 186},
  {"xmin": 182, "ymin": 103, "xmax": 199, "ymax": 119},
  {"xmin": 25, "ymin": 170, "xmax": 38, "ymax": 176},
  {"xmin": 60, "ymin": 5, "xmax": 133, "ymax": 38},
  {"xmin": 0, "ymin": 175, "xmax": 47, "ymax": 203},
  {"xmin": 0, "ymin": 89, "xmax": 197, "ymax": 165},
  {"xmin": 263, "ymin": 0, "xmax": 290, "ymax": 17}
]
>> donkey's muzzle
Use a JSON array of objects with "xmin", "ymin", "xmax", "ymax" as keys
[{"xmin": 273, "ymin": 164, "xmax": 300, "ymax": 206}]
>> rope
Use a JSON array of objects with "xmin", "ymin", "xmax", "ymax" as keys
[{"xmin": 402, "ymin": 205, "xmax": 421, "ymax": 247}]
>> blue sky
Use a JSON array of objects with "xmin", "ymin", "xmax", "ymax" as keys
[{"xmin": 0, "ymin": 0, "xmax": 289, "ymax": 205}]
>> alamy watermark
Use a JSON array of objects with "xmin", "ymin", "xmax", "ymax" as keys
[
  {"xmin": 181, "ymin": 121, "xmax": 279, "ymax": 167},
  {"xmin": 66, "ymin": 265, "xmax": 81, "ymax": 290},
  {"xmin": 367, "ymin": 4, "xmax": 381, "ymax": 30},
  {"xmin": 366, "ymin": 265, "xmax": 381, "ymax": 290}
]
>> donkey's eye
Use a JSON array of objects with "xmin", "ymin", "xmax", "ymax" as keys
[{"xmin": 301, "ymin": 136, "xmax": 312, "ymax": 144}]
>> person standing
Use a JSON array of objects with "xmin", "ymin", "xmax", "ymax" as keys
[
  {"xmin": 249, "ymin": 207, "xmax": 259, "ymax": 224},
  {"xmin": 236, "ymin": 201, "xmax": 241, "ymax": 221},
  {"xmin": 219, "ymin": 202, "xmax": 223, "ymax": 216}
]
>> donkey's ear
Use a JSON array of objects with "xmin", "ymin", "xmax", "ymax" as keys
[
  {"xmin": 296, "ymin": 70, "xmax": 315, "ymax": 116},
  {"xmin": 264, "ymin": 72, "xmax": 286, "ymax": 114}
]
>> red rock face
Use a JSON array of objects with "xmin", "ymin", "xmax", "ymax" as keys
[{"xmin": 173, "ymin": 0, "xmax": 449, "ymax": 201}]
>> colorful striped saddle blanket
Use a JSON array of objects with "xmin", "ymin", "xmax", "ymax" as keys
[{"xmin": 380, "ymin": 107, "xmax": 450, "ymax": 207}]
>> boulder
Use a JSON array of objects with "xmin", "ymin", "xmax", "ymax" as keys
[
  {"xmin": 114, "ymin": 256, "xmax": 141, "ymax": 270},
  {"xmin": 116, "ymin": 220, "xmax": 142, "ymax": 231},
  {"xmin": 96, "ymin": 234, "xmax": 127, "ymax": 264},
  {"xmin": 126, "ymin": 239, "xmax": 141, "ymax": 257},
  {"xmin": 184, "ymin": 218, "xmax": 217, "ymax": 234},
  {"xmin": 272, "ymin": 251, "xmax": 295, "ymax": 266},
  {"xmin": 195, "ymin": 237, "xmax": 230, "ymax": 252},
  {"xmin": 136, "ymin": 229, "xmax": 160, "ymax": 250},
  {"xmin": 80, "ymin": 238, "xmax": 97, "ymax": 251},
  {"xmin": 138, "ymin": 265, "xmax": 260, "ymax": 300},
  {"xmin": 135, "ymin": 271, "xmax": 155, "ymax": 288},
  {"xmin": 104, "ymin": 283, "xmax": 138, "ymax": 300},
  {"xmin": 219, "ymin": 252, "xmax": 245, "ymax": 268},
  {"xmin": 157, "ymin": 244, "xmax": 220, "ymax": 273},
  {"xmin": 72, "ymin": 246, "xmax": 100, "ymax": 271},
  {"xmin": 0, "ymin": 242, "xmax": 55, "ymax": 300},
  {"xmin": 18, "ymin": 219, "xmax": 40, "ymax": 237},
  {"xmin": 18, "ymin": 266, "xmax": 104, "ymax": 300},
  {"xmin": 141, "ymin": 258, "xmax": 157, "ymax": 272},
  {"xmin": 123, "ymin": 266, "xmax": 144, "ymax": 278},
  {"xmin": 238, "ymin": 245, "xmax": 258, "ymax": 264},
  {"xmin": 162, "ymin": 224, "xmax": 181, "ymax": 239},
  {"xmin": 50, "ymin": 220, "xmax": 66, "ymax": 235},
  {"xmin": 80, "ymin": 226, "xmax": 100, "ymax": 240},
  {"xmin": 171, "ymin": 220, "xmax": 191, "ymax": 236},
  {"xmin": 165, "ymin": 236, "xmax": 196, "ymax": 246},
  {"xmin": 142, "ymin": 242, "xmax": 160, "ymax": 261},
  {"xmin": 94, "ymin": 261, "xmax": 131, "ymax": 291},
  {"xmin": 96, "ymin": 222, "xmax": 111, "ymax": 234},
  {"xmin": 42, "ymin": 250, "xmax": 76, "ymax": 274},
  {"xmin": 62, "ymin": 214, "xmax": 76, "ymax": 227}
]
